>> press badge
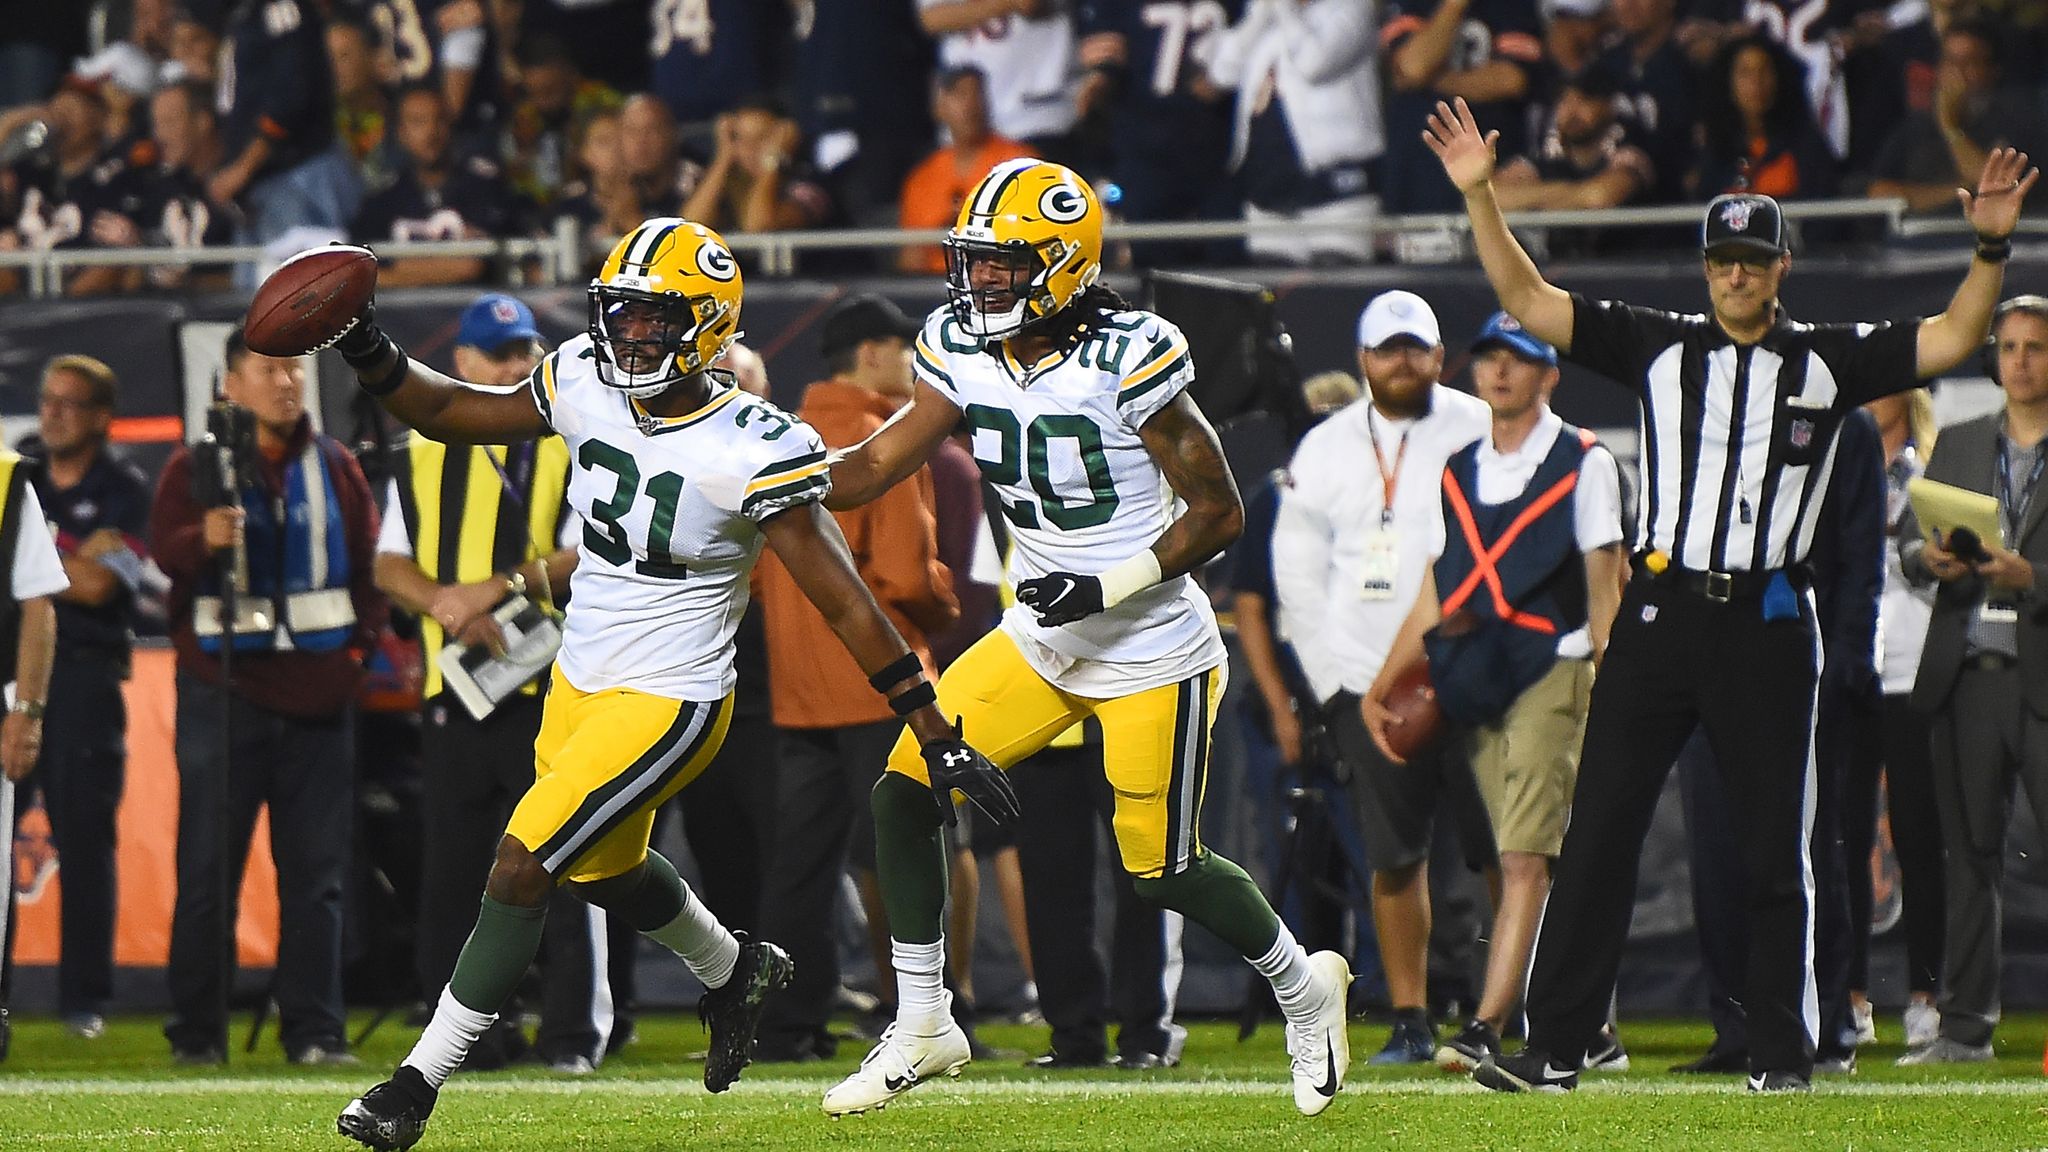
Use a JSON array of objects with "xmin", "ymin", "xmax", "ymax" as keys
[
  {"xmin": 1359, "ymin": 529, "xmax": 1401, "ymax": 600},
  {"xmin": 1980, "ymin": 602, "xmax": 2021, "ymax": 626}
]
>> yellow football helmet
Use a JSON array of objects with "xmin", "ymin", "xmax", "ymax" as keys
[
  {"xmin": 944, "ymin": 159, "xmax": 1103, "ymax": 341},
  {"xmin": 588, "ymin": 217, "xmax": 743, "ymax": 397}
]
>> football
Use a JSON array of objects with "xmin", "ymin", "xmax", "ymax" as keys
[
  {"xmin": 242, "ymin": 245, "xmax": 379, "ymax": 357},
  {"xmin": 1382, "ymin": 660, "xmax": 1444, "ymax": 763}
]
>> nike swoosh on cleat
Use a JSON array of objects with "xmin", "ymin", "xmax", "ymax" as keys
[
  {"xmin": 1314, "ymin": 1036, "xmax": 1338, "ymax": 1097},
  {"xmin": 884, "ymin": 1073, "xmax": 916, "ymax": 1094}
]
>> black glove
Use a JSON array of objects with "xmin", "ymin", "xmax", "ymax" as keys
[
  {"xmin": 1015, "ymin": 571, "xmax": 1105, "ymax": 625},
  {"xmin": 921, "ymin": 726, "xmax": 1021, "ymax": 828},
  {"xmin": 332, "ymin": 297, "xmax": 385, "ymax": 362}
]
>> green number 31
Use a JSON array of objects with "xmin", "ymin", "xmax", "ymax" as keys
[{"xmin": 579, "ymin": 439, "xmax": 690, "ymax": 578}]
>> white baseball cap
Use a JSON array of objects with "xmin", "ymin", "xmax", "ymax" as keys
[{"xmin": 1357, "ymin": 290, "xmax": 1442, "ymax": 350}]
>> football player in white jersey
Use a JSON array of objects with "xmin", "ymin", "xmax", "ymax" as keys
[
  {"xmin": 323, "ymin": 219, "xmax": 1016, "ymax": 1152},
  {"xmin": 820, "ymin": 159, "xmax": 1354, "ymax": 1118}
]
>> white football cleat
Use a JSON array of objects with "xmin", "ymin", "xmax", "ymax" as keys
[
  {"xmin": 1285, "ymin": 950, "xmax": 1353, "ymax": 1116},
  {"xmin": 822, "ymin": 1017, "xmax": 972, "ymax": 1116}
]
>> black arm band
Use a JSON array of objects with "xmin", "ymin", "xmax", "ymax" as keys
[
  {"xmin": 1975, "ymin": 235, "xmax": 2013, "ymax": 263},
  {"xmin": 349, "ymin": 337, "xmax": 410, "ymax": 397},
  {"xmin": 868, "ymin": 652, "xmax": 923, "ymax": 693},
  {"xmin": 888, "ymin": 680, "xmax": 937, "ymax": 717}
]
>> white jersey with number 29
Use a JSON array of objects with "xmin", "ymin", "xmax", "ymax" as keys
[
  {"xmin": 913, "ymin": 306, "xmax": 1226, "ymax": 696},
  {"xmin": 526, "ymin": 333, "xmax": 829, "ymax": 702}
]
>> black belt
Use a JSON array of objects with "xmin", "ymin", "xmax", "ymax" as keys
[{"xmin": 1638, "ymin": 556, "xmax": 1810, "ymax": 603}]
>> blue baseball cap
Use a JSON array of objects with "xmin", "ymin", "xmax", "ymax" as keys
[
  {"xmin": 1470, "ymin": 311, "xmax": 1556, "ymax": 366},
  {"xmin": 456, "ymin": 294, "xmax": 543, "ymax": 353}
]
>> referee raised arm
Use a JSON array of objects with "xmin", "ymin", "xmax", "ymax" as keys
[{"xmin": 1422, "ymin": 95, "xmax": 2038, "ymax": 1094}]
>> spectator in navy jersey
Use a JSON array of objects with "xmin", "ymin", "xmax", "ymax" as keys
[
  {"xmin": 351, "ymin": 84, "xmax": 522, "ymax": 286},
  {"xmin": 210, "ymin": 0, "xmax": 361, "ymax": 252},
  {"xmin": 649, "ymin": 0, "xmax": 770, "ymax": 126},
  {"xmin": 1595, "ymin": 0, "xmax": 1694, "ymax": 203},
  {"xmin": 1379, "ymin": 0, "xmax": 1547, "ymax": 214}
]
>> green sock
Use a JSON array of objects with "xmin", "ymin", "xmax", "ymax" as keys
[
  {"xmin": 1131, "ymin": 851, "xmax": 1282, "ymax": 960},
  {"xmin": 570, "ymin": 850, "xmax": 686, "ymax": 932},
  {"xmin": 871, "ymin": 772, "xmax": 949, "ymax": 943},
  {"xmin": 448, "ymin": 895, "xmax": 548, "ymax": 1011}
]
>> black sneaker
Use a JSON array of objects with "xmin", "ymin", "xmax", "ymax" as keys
[
  {"xmin": 1436, "ymin": 1018, "xmax": 1501, "ymax": 1071},
  {"xmin": 1024, "ymin": 1046, "xmax": 1109, "ymax": 1069},
  {"xmin": 1474, "ymin": 1048, "xmax": 1579, "ymax": 1094},
  {"xmin": 1582, "ymin": 1026, "xmax": 1630, "ymax": 1072},
  {"xmin": 1747, "ymin": 1070, "xmax": 1812, "ymax": 1093},
  {"xmin": 1368, "ymin": 1013, "xmax": 1438, "ymax": 1065},
  {"xmin": 698, "ymin": 933, "xmax": 794, "ymax": 1093},
  {"xmin": 337, "ymin": 1065, "xmax": 438, "ymax": 1151}
]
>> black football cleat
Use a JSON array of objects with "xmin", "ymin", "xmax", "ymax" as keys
[
  {"xmin": 1474, "ymin": 1047, "xmax": 1580, "ymax": 1094},
  {"xmin": 699, "ymin": 933, "xmax": 794, "ymax": 1093},
  {"xmin": 337, "ymin": 1065, "xmax": 437, "ymax": 1151}
]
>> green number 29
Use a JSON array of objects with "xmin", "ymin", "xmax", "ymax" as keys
[
  {"xmin": 579, "ymin": 439, "xmax": 690, "ymax": 578},
  {"xmin": 961, "ymin": 405, "xmax": 1119, "ymax": 531}
]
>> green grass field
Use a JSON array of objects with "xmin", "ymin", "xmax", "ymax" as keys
[{"xmin": 2, "ymin": 1014, "xmax": 2044, "ymax": 1151}]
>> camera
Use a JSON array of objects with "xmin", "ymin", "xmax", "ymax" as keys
[
  {"xmin": 1945, "ymin": 526, "xmax": 1990, "ymax": 565},
  {"xmin": 192, "ymin": 401, "xmax": 259, "ymax": 511}
]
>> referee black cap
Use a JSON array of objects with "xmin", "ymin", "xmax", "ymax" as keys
[{"xmin": 1702, "ymin": 193, "xmax": 1787, "ymax": 259}]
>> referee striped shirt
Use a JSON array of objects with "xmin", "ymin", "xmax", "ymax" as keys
[{"xmin": 1565, "ymin": 293, "xmax": 1922, "ymax": 573}]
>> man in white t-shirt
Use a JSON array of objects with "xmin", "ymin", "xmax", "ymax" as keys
[
  {"xmin": 918, "ymin": 0, "xmax": 1082, "ymax": 155},
  {"xmin": 1271, "ymin": 290, "xmax": 1493, "ymax": 1064},
  {"xmin": 1362, "ymin": 312, "xmax": 1626, "ymax": 1072},
  {"xmin": 0, "ymin": 452, "xmax": 76, "ymax": 1061}
]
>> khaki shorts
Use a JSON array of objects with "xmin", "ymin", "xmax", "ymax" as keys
[{"xmin": 1467, "ymin": 658, "xmax": 1594, "ymax": 857}]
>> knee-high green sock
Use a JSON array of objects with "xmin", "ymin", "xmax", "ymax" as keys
[
  {"xmin": 871, "ymin": 773, "xmax": 949, "ymax": 942},
  {"xmin": 403, "ymin": 896, "xmax": 545, "ymax": 1088},
  {"xmin": 573, "ymin": 851, "xmax": 736, "ymax": 988},
  {"xmin": 1131, "ymin": 851, "xmax": 1282, "ymax": 959}
]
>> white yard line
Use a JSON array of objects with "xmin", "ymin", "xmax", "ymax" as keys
[{"xmin": 0, "ymin": 1076, "xmax": 2041, "ymax": 1099}]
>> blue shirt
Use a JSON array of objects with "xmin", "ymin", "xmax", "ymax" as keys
[
  {"xmin": 221, "ymin": 0, "xmax": 336, "ymax": 176},
  {"xmin": 650, "ymin": 0, "xmax": 765, "ymax": 123}
]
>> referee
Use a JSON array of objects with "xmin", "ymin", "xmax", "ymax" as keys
[{"xmin": 1423, "ymin": 96, "xmax": 2038, "ymax": 1093}]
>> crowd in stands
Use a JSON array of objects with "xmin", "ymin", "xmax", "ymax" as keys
[{"xmin": 3, "ymin": 0, "xmax": 2048, "ymax": 290}]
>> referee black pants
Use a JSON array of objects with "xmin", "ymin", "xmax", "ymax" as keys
[{"xmin": 1527, "ymin": 578, "xmax": 1820, "ymax": 1077}]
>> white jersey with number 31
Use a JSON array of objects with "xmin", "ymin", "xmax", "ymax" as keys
[
  {"xmin": 914, "ymin": 307, "xmax": 1226, "ymax": 695},
  {"xmin": 526, "ymin": 333, "xmax": 829, "ymax": 702}
]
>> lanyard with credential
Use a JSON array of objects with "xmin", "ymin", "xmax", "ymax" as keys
[
  {"xmin": 1997, "ymin": 436, "xmax": 2047, "ymax": 540},
  {"xmin": 1367, "ymin": 406, "xmax": 1409, "ymax": 528}
]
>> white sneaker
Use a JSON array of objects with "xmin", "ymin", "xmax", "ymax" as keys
[
  {"xmin": 1283, "ymin": 950, "xmax": 1353, "ymax": 1117},
  {"xmin": 1851, "ymin": 1000, "xmax": 1876, "ymax": 1046},
  {"xmin": 1903, "ymin": 1000, "xmax": 1940, "ymax": 1049},
  {"xmin": 1895, "ymin": 1036, "xmax": 1992, "ymax": 1066},
  {"xmin": 822, "ymin": 1017, "xmax": 972, "ymax": 1116}
]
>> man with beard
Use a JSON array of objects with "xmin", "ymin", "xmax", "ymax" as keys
[
  {"xmin": 1493, "ymin": 63, "xmax": 1655, "ymax": 255},
  {"xmin": 1272, "ymin": 290, "xmax": 1493, "ymax": 1065}
]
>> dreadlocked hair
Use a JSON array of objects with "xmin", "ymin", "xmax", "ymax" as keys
[{"xmin": 1038, "ymin": 284, "xmax": 1133, "ymax": 349}]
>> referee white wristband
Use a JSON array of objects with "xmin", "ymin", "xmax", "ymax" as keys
[{"xmin": 1099, "ymin": 550, "xmax": 1163, "ymax": 610}]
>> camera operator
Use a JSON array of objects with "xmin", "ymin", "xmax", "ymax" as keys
[{"xmin": 149, "ymin": 329, "xmax": 385, "ymax": 1065}]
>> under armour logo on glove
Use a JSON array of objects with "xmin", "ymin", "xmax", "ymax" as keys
[
  {"xmin": 1015, "ymin": 572, "xmax": 1105, "ymax": 625},
  {"xmin": 921, "ymin": 722, "xmax": 1022, "ymax": 828}
]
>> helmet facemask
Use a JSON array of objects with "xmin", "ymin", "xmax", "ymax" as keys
[
  {"xmin": 945, "ymin": 236, "xmax": 1069, "ymax": 341},
  {"xmin": 587, "ymin": 285, "xmax": 729, "ymax": 399}
]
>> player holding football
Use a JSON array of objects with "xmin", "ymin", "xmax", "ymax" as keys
[
  {"xmin": 321, "ymin": 219, "xmax": 1009, "ymax": 1151},
  {"xmin": 821, "ymin": 159, "xmax": 1354, "ymax": 1118}
]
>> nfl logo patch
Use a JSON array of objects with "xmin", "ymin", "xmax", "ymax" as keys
[
  {"xmin": 1720, "ymin": 199, "xmax": 1756, "ymax": 232},
  {"xmin": 1790, "ymin": 418, "xmax": 1813, "ymax": 449}
]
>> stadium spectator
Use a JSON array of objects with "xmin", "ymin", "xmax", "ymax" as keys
[
  {"xmin": 1072, "ymin": 0, "xmax": 1237, "ymax": 237},
  {"xmin": 1897, "ymin": 294, "xmax": 2048, "ymax": 1066},
  {"xmin": 679, "ymin": 97, "xmax": 837, "ymax": 234},
  {"xmin": 0, "ymin": 81, "xmax": 161, "ymax": 298},
  {"xmin": 1272, "ymin": 291, "xmax": 1495, "ymax": 1063},
  {"xmin": 1841, "ymin": 386, "xmax": 1946, "ymax": 1053},
  {"xmin": 898, "ymin": 67, "xmax": 1034, "ymax": 275},
  {"xmin": 13, "ymin": 356, "xmax": 149, "ymax": 1043},
  {"xmin": 351, "ymin": 84, "xmax": 523, "ymax": 287},
  {"xmin": 618, "ymin": 93, "xmax": 700, "ymax": 219},
  {"xmin": 1690, "ymin": 35, "xmax": 1838, "ymax": 201},
  {"xmin": 791, "ymin": 0, "xmax": 937, "ymax": 225},
  {"xmin": 355, "ymin": 0, "xmax": 509, "ymax": 137},
  {"xmin": 919, "ymin": 0, "xmax": 1084, "ymax": 162},
  {"xmin": 165, "ymin": 11, "xmax": 221, "ymax": 86},
  {"xmin": 753, "ymin": 295, "xmax": 958, "ymax": 1063},
  {"xmin": 1596, "ymin": 0, "xmax": 1694, "ymax": 203},
  {"xmin": 1496, "ymin": 63, "xmax": 1656, "ymax": 257},
  {"xmin": 1866, "ymin": 20, "xmax": 2048, "ymax": 215},
  {"xmin": 648, "ymin": 0, "xmax": 770, "ymax": 126},
  {"xmin": 152, "ymin": 330, "xmax": 385, "ymax": 1066},
  {"xmin": 1540, "ymin": 0, "xmax": 1610, "ymax": 79},
  {"xmin": 70, "ymin": 42, "xmax": 162, "ymax": 145},
  {"xmin": 502, "ymin": 34, "xmax": 621, "ymax": 207},
  {"xmin": 1205, "ymin": 0, "xmax": 1380, "ymax": 265},
  {"xmin": 328, "ymin": 16, "xmax": 394, "ymax": 185},
  {"xmin": 551, "ymin": 107, "xmax": 645, "ymax": 268},
  {"xmin": 130, "ymin": 79, "xmax": 234, "ymax": 291},
  {"xmin": 210, "ymin": 0, "xmax": 362, "ymax": 251},
  {"xmin": 1680, "ymin": 0, "xmax": 1860, "ymax": 161},
  {"xmin": 1379, "ymin": 0, "xmax": 1546, "ymax": 216}
]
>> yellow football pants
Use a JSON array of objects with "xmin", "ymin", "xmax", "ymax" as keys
[
  {"xmin": 885, "ymin": 629, "xmax": 1223, "ymax": 879},
  {"xmin": 507, "ymin": 667, "xmax": 733, "ymax": 883}
]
